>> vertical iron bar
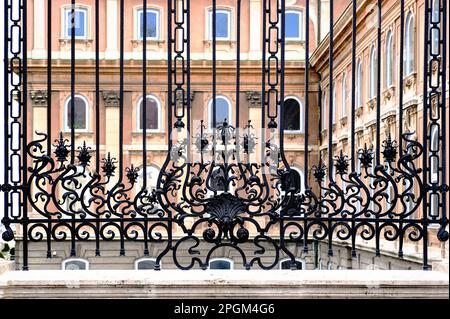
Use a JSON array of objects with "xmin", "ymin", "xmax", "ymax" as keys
[
  {"xmin": 142, "ymin": 0, "xmax": 147, "ymax": 188},
  {"xmin": 3, "ymin": 0, "xmax": 9, "ymax": 258},
  {"xmin": 22, "ymin": 0, "xmax": 29, "ymax": 270},
  {"xmin": 328, "ymin": 0, "xmax": 334, "ymax": 181},
  {"xmin": 118, "ymin": 0, "xmax": 125, "ymax": 256},
  {"xmin": 70, "ymin": 0, "xmax": 75, "ymax": 163},
  {"xmin": 94, "ymin": 0, "xmax": 100, "ymax": 256},
  {"xmin": 350, "ymin": 0, "xmax": 357, "ymax": 257},
  {"xmin": 304, "ymin": 0, "xmax": 310, "ymax": 186},
  {"xmin": 422, "ymin": 0, "xmax": 430, "ymax": 270},
  {"xmin": 441, "ymin": 0, "xmax": 448, "ymax": 230},
  {"xmin": 261, "ymin": 0, "xmax": 266, "ymax": 166},
  {"xmin": 235, "ymin": 0, "xmax": 241, "ymax": 129},
  {"xmin": 212, "ymin": 0, "xmax": 216, "ymax": 130},
  {"xmin": 398, "ymin": 0, "xmax": 405, "ymax": 155},
  {"xmin": 46, "ymin": 0, "xmax": 52, "ymax": 154},
  {"xmin": 95, "ymin": 0, "xmax": 100, "ymax": 173},
  {"xmin": 375, "ymin": 0, "xmax": 382, "ymax": 165}
]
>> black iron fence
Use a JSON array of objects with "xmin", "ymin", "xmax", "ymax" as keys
[{"xmin": 0, "ymin": 0, "xmax": 449, "ymax": 270}]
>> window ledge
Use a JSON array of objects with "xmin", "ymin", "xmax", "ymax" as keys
[
  {"xmin": 131, "ymin": 39, "xmax": 165, "ymax": 49},
  {"xmin": 404, "ymin": 73, "xmax": 417, "ymax": 89},
  {"xmin": 132, "ymin": 131, "xmax": 165, "ymax": 135},
  {"xmin": 366, "ymin": 98, "xmax": 376, "ymax": 110},
  {"xmin": 383, "ymin": 86, "xmax": 395, "ymax": 101},
  {"xmin": 59, "ymin": 38, "xmax": 93, "ymax": 49},
  {"xmin": 340, "ymin": 116, "xmax": 348, "ymax": 126},
  {"xmin": 203, "ymin": 39, "xmax": 236, "ymax": 49}
]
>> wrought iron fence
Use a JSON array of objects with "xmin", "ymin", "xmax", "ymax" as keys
[{"xmin": 0, "ymin": 0, "xmax": 449, "ymax": 270}]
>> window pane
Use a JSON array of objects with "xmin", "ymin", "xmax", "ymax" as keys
[
  {"xmin": 286, "ymin": 12, "xmax": 300, "ymax": 39},
  {"xmin": 140, "ymin": 11, "xmax": 158, "ymax": 39},
  {"xmin": 211, "ymin": 97, "xmax": 230, "ymax": 128},
  {"xmin": 281, "ymin": 260, "xmax": 303, "ymax": 270},
  {"xmin": 140, "ymin": 97, "xmax": 159, "ymax": 130},
  {"xmin": 137, "ymin": 259, "xmax": 156, "ymax": 270},
  {"xmin": 64, "ymin": 260, "xmax": 87, "ymax": 270},
  {"xmin": 210, "ymin": 260, "xmax": 231, "ymax": 269},
  {"xmin": 284, "ymin": 98, "xmax": 301, "ymax": 131},
  {"xmin": 67, "ymin": 97, "xmax": 87, "ymax": 130},
  {"xmin": 66, "ymin": 9, "xmax": 87, "ymax": 38},
  {"xmin": 210, "ymin": 11, "xmax": 230, "ymax": 39}
]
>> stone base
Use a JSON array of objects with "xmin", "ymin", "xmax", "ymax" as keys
[{"xmin": 0, "ymin": 270, "xmax": 448, "ymax": 299}]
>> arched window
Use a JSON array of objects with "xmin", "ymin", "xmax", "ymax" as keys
[
  {"xmin": 430, "ymin": 126, "xmax": 439, "ymax": 217},
  {"xmin": 207, "ymin": 9, "xmax": 232, "ymax": 40},
  {"xmin": 285, "ymin": 10, "xmax": 304, "ymax": 40},
  {"xmin": 284, "ymin": 97, "xmax": 303, "ymax": 133},
  {"xmin": 290, "ymin": 167, "xmax": 305, "ymax": 194},
  {"xmin": 135, "ymin": 258, "xmax": 159, "ymax": 270},
  {"xmin": 209, "ymin": 258, "xmax": 233, "ymax": 270},
  {"xmin": 369, "ymin": 47, "xmax": 377, "ymax": 99},
  {"xmin": 64, "ymin": 95, "xmax": 88, "ymax": 132},
  {"xmin": 136, "ymin": 8, "xmax": 160, "ymax": 40},
  {"xmin": 137, "ymin": 95, "xmax": 161, "ymax": 131},
  {"xmin": 208, "ymin": 95, "xmax": 232, "ymax": 129},
  {"xmin": 62, "ymin": 258, "xmax": 89, "ymax": 270},
  {"xmin": 279, "ymin": 258, "xmax": 305, "ymax": 270},
  {"xmin": 386, "ymin": 31, "xmax": 394, "ymax": 88},
  {"xmin": 138, "ymin": 165, "xmax": 160, "ymax": 192},
  {"xmin": 322, "ymin": 92, "xmax": 327, "ymax": 130},
  {"xmin": 341, "ymin": 74, "xmax": 347, "ymax": 118},
  {"xmin": 356, "ymin": 60, "xmax": 363, "ymax": 107},
  {"xmin": 63, "ymin": 6, "xmax": 88, "ymax": 39},
  {"xmin": 405, "ymin": 13, "xmax": 415, "ymax": 76}
]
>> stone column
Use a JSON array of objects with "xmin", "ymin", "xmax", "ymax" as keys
[
  {"xmin": 105, "ymin": 0, "xmax": 119, "ymax": 59},
  {"xmin": 103, "ymin": 91, "xmax": 120, "ymax": 183},
  {"xmin": 249, "ymin": 0, "xmax": 261, "ymax": 60},
  {"xmin": 32, "ymin": 0, "xmax": 46, "ymax": 58}
]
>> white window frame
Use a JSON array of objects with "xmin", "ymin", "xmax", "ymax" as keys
[
  {"xmin": 285, "ymin": 9, "xmax": 304, "ymax": 41},
  {"xmin": 134, "ymin": 257, "xmax": 161, "ymax": 270},
  {"xmin": 63, "ymin": 6, "xmax": 89, "ymax": 40},
  {"xmin": 64, "ymin": 94, "xmax": 89, "ymax": 132},
  {"xmin": 283, "ymin": 96, "xmax": 304, "ymax": 134},
  {"xmin": 207, "ymin": 9, "xmax": 232, "ymax": 41},
  {"xmin": 135, "ymin": 8, "xmax": 161, "ymax": 41},
  {"xmin": 137, "ymin": 95, "xmax": 162, "ymax": 132},
  {"xmin": 369, "ymin": 47, "xmax": 377, "ymax": 99},
  {"xmin": 207, "ymin": 95, "xmax": 233, "ymax": 131},
  {"xmin": 341, "ymin": 74, "xmax": 347, "ymax": 118},
  {"xmin": 208, "ymin": 258, "xmax": 234, "ymax": 270},
  {"xmin": 279, "ymin": 258, "xmax": 306, "ymax": 270},
  {"xmin": 385, "ymin": 31, "xmax": 394, "ymax": 88},
  {"xmin": 291, "ymin": 166, "xmax": 305, "ymax": 194},
  {"xmin": 62, "ymin": 258, "xmax": 89, "ymax": 270},
  {"xmin": 405, "ymin": 12, "xmax": 415, "ymax": 77}
]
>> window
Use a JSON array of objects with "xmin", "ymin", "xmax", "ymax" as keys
[
  {"xmin": 138, "ymin": 165, "xmax": 160, "ymax": 192},
  {"xmin": 64, "ymin": 7, "xmax": 88, "ymax": 39},
  {"xmin": 209, "ymin": 258, "xmax": 233, "ymax": 270},
  {"xmin": 405, "ymin": 13, "xmax": 415, "ymax": 76},
  {"xmin": 322, "ymin": 92, "xmax": 327, "ymax": 129},
  {"xmin": 386, "ymin": 31, "xmax": 394, "ymax": 88},
  {"xmin": 341, "ymin": 74, "xmax": 347, "ymax": 118},
  {"xmin": 64, "ymin": 95, "xmax": 89, "ymax": 132},
  {"xmin": 207, "ymin": 9, "xmax": 231, "ymax": 40},
  {"xmin": 137, "ymin": 9, "xmax": 160, "ymax": 40},
  {"xmin": 283, "ymin": 97, "xmax": 303, "ymax": 132},
  {"xmin": 285, "ymin": 10, "xmax": 304, "ymax": 40},
  {"xmin": 369, "ymin": 47, "xmax": 377, "ymax": 99},
  {"xmin": 356, "ymin": 60, "xmax": 363, "ymax": 108},
  {"xmin": 208, "ymin": 95, "xmax": 232, "ymax": 129},
  {"xmin": 62, "ymin": 258, "xmax": 89, "ymax": 270},
  {"xmin": 290, "ymin": 167, "xmax": 305, "ymax": 194},
  {"xmin": 137, "ymin": 95, "xmax": 161, "ymax": 131},
  {"xmin": 135, "ymin": 258, "xmax": 159, "ymax": 270},
  {"xmin": 280, "ymin": 258, "xmax": 305, "ymax": 270}
]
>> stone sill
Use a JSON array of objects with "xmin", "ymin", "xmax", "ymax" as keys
[{"xmin": 0, "ymin": 270, "xmax": 448, "ymax": 299}]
